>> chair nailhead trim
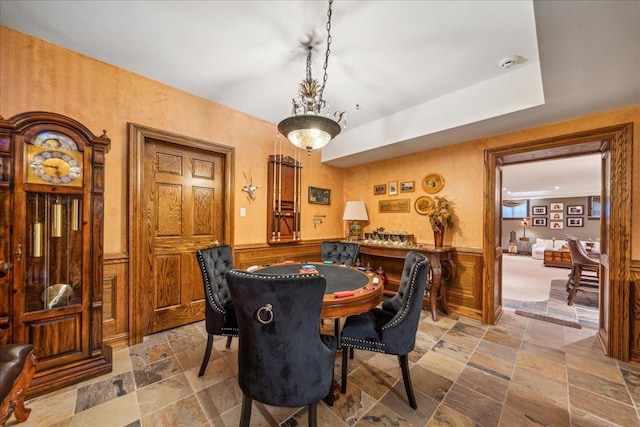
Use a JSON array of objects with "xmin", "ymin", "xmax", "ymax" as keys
[
  {"xmin": 341, "ymin": 338, "xmax": 386, "ymax": 353},
  {"xmin": 382, "ymin": 258, "xmax": 428, "ymax": 330},
  {"xmin": 197, "ymin": 250, "xmax": 227, "ymax": 316},
  {"xmin": 231, "ymin": 269, "xmax": 325, "ymax": 280}
]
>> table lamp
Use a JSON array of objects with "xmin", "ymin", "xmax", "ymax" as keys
[
  {"xmin": 520, "ymin": 218, "xmax": 529, "ymax": 241},
  {"xmin": 343, "ymin": 201, "xmax": 368, "ymax": 241}
]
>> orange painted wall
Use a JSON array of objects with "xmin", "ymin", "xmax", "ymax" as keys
[
  {"xmin": 2, "ymin": 26, "xmax": 638, "ymax": 259},
  {"xmin": 0, "ymin": 26, "xmax": 346, "ymax": 251},
  {"xmin": 344, "ymin": 105, "xmax": 640, "ymax": 258}
]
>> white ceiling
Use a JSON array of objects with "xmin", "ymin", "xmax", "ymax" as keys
[{"xmin": 1, "ymin": 0, "xmax": 638, "ymax": 198}]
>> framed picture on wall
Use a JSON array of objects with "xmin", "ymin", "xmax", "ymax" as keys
[
  {"xmin": 308, "ymin": 186, "xmax": 331, "ymax": 205},
  {"xmin": 550, "ymin": 212, "xmax": 564, "ymax": 220},
  {"xmin": 550, "ymin": 221, "xmax": 564, "ymax": 230},
  {"xmin": 389, "ymin": 181, "xmax": 398, "ymax": 195},
  {"xmin": 532, "ymin": 217, "xmax": 547, "ymax": 226},
  {"xmin": 379, "ymin": 198, "xmax": 410, "ymax": 213},
  {"xmin": 373, "ymin": 184, "xmax": 386, "ymax": 195},
  {"xmin": 550, "ymin": 202, "xmax": 564, "ymax": 211},
  {"xmin": 567, "ymin": 217, "xmax": 584, "ymax": 227},
  {"xmin": 532, "ymin": 206, "xmax": 547, "ymax": 215},
  {"xmin": 567, "ymin": 205, "xmax": 584, "ymax": 215},
  {"xmin": 400, "ymin": 181, "xmax": 415, "ymax": 193}
]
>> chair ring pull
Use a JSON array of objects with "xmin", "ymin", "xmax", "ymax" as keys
[{"xmin": 256, "ymin": 304, "xmax": 274, "ymax": 324}]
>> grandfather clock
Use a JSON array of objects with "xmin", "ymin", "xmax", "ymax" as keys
[{"xmin": 0, "ymin": 111, "xmax": 112, "ymax": 397}]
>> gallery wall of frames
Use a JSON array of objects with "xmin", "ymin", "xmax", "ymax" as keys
[{"xmin": 501, "ymin": 195, "xmax": 600, "ymax": 251}]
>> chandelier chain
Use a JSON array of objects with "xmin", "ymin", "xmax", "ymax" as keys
[{"xmin": 319, "ymin": 0, "xmax": 333, "ymax": 103}]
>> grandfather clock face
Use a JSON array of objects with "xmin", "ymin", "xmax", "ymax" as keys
[{"xmin": 26, "ymin": 132, "xmax": 83, "ymax": 186}]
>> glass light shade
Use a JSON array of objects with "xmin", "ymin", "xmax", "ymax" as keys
[{"xmin": 278, "ymin": 115, "xmax": 341, "ymax": 153}]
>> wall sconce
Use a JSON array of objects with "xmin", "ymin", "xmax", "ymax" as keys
[{"xmin": 342, "ymin": 201, "xmax": 368, "ymax": 241}]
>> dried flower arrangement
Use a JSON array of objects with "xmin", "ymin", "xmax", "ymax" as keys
[{"xmin": 425, "ymin": 196, "xmax": 453, "ymax": 232}]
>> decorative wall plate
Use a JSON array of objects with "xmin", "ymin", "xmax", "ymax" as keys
[
  {"xmin": 414, "ymin": 196, "xmax": 434, "ymax": 215},
  {"xmin": 422, "ymin": 173, "xmax": 444, "ymax": 194}
]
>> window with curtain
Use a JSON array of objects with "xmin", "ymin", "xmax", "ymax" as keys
[{"xmin": 502, "ymin": 199, "xmax": 529, "ymax": 219}]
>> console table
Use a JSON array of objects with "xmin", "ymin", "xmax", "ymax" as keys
[
  {"xmin": 543, "ymin": 249, "xmax": 572, "ymax": 268},
  {"xmin": 355, "ymin": 243, "xmax": 456, "ymax": 321}
]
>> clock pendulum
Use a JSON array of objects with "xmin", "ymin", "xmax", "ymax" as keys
[
  {"xmin": 30, "ymin": 194, "xmax": 43, "ymax": 258},
  {"xmin": 51, "ymin": 196, "xmax": 63, "ymax": 238}
]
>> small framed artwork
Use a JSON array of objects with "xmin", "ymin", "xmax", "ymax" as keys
[
  {"xmin": 550, "ymin": 221, "xmax": 564, "ymax": 230},
  {"xmin": 373, "ymin": 184, "xmax": 386, "ymax": 195},
  {"xmin": 567, "ymin": 205, "xmax": 584, "ymax": 215},
  {"xmin": 532, "ymin": 217, "xmax": 547, "ymax": 227},
  {"xmin": 400, "ymin": 181, "xmax": 415, "ymax": 193},
  {"xmin": 532, "ymin": 206, "xmax": 547, "ymax": 215},
  {"xmin": 550, "ymin": 202, "xmax": 564, "ymax": 211},
  {"xmin": 379, "ymin": 198, "xmax": 411, "ymax": 213},
  {"xmin": 567, "ymin": 217, "xmax": 584, "ymax": 227},
  {"xmin": 308, "ymin": 186, "xmax": 331, "ymax": 205},
  {"xmin": 389, "ymin": 181, "xmax": 398, "ymax": 195},
  {"xmin": 550, "ymin": 212, "xmax": 564, "ymax": 220}
]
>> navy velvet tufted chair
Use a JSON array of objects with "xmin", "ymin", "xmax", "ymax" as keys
[
  {"xmin": 226, "ymin": 269, "xmax": 337, "ymax": 427},
  {"xmin": 321, "ymin": 241, "xmax": 360, "ymax": 266},
  {"xmin": 196, "ymin": 245, "xmax": 238, "ymax": 377},
  {"xmin": 340, "ymin": 251, "xmax": 429, "ymax": 409}
]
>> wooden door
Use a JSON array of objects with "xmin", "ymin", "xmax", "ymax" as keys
[{"xmin": 142, "ymin": 138, "xmax": 225, "ymax": 333}]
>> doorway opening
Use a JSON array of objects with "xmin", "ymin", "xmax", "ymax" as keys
[
  {"xmin": 500, "ymin": 155, "xmax": 601, "ymax": 328},
  {"xmin": 484, "ymin": 123, "xmax": 632, "ymax": 361}
]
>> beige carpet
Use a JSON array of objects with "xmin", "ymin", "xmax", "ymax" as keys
[{"xmin": 502, "ymin": 255, "xmax": 569, "ymax": 301}]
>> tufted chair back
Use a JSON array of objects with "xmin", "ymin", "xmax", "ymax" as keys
[
  {"xmin": 339, "ymin": 251, "xmax": 429, "ymax": 409},
  {"xmin": 195, "ymin": 245, "xmax": 238, "ymax": 376},
  {"xmin": 382, "ymin": 250, "xmax": 426, "ymax": 315},
  {"xmin": 226, "ymin": 269, "xmax": 336, "ymax": 427},
  {"xmin": 321, "ymin": 241, "xmax": 360, "ymax": 266},
  {"xmin": 566, "ymin": 237, "xmax": 600, "ymax": 306}
]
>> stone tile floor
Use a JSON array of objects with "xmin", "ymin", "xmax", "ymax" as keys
[{"xmin": 8, "ymin": 308, "xmax": 640, "ymax": 427}]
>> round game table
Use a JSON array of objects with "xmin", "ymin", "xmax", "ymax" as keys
[{"xmin": 255, "ymin": 263, "xmax": 383, "ymax": 318}]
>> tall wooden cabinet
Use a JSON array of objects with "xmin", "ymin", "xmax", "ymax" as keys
[
  {"xmin": 267, "ymin": 154, "xmax": 302, "ymax": 243},
  {"xmin": 0, "ymin": 112, "xmax": 112, "ymax": 397}
]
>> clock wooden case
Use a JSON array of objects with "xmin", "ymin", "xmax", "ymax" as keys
[{"xmin": 0, "ymin": 111, "xmax": 112, "ymax": 397}]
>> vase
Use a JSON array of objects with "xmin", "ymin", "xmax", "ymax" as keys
[{"xmin": 433, "ymin": 225, "xmax": 445, "ymax": 248}]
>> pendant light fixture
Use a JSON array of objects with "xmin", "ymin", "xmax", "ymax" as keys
[{"xmin": 277, "ymin": 0, "xmax": 346, "ymax": 155}]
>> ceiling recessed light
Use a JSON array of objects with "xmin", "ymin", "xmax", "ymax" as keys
[{"xmin": 554, "ymin": 186, "xmax": 560, "ymax": 189}]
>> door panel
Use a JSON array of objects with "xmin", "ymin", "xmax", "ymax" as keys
[{"xmin": 143, "ymin": 139, "xmax": 225, "ymax": 333}]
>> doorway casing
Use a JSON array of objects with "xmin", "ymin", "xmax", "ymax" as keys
[{"xmin": 484, "ymin": 123, "xmax": 632, "ymax": 361}]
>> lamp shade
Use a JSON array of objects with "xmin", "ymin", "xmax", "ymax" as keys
[{"xmin": 342, "ymin": 201, "xmax": 368, "ymax": 221}]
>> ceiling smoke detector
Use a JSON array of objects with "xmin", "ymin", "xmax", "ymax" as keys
[{"xmin": 498, "ymin": 55, "xmax": 527, "ymax": 69}]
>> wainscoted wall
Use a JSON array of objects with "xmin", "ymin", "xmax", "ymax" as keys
[
  {"xmin": 100, "ymin": 242, "xmax": 486, "ymax": 346},
  {"xmin": 101, "ymin": 247, "xmax": 640, "ymax": 362},
  {"xmin": 630, "ymin": 261, "xmax": 640, "ymax": 361},
  {"xmin": 448, "ymin": 249, "xmax": 484, "ymax": 321},
  {"xmin": 103, "ymin": 253, "xmax": 129, "ymax": 350}
]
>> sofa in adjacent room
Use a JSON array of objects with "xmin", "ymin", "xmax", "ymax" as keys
[
  {"xmin": 531, "ymin": 238, "xmax": 568, "ymax": 260},
  {"xmin": 531, "ymin": 238, "xmax": 600, "ymax": 260}
]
